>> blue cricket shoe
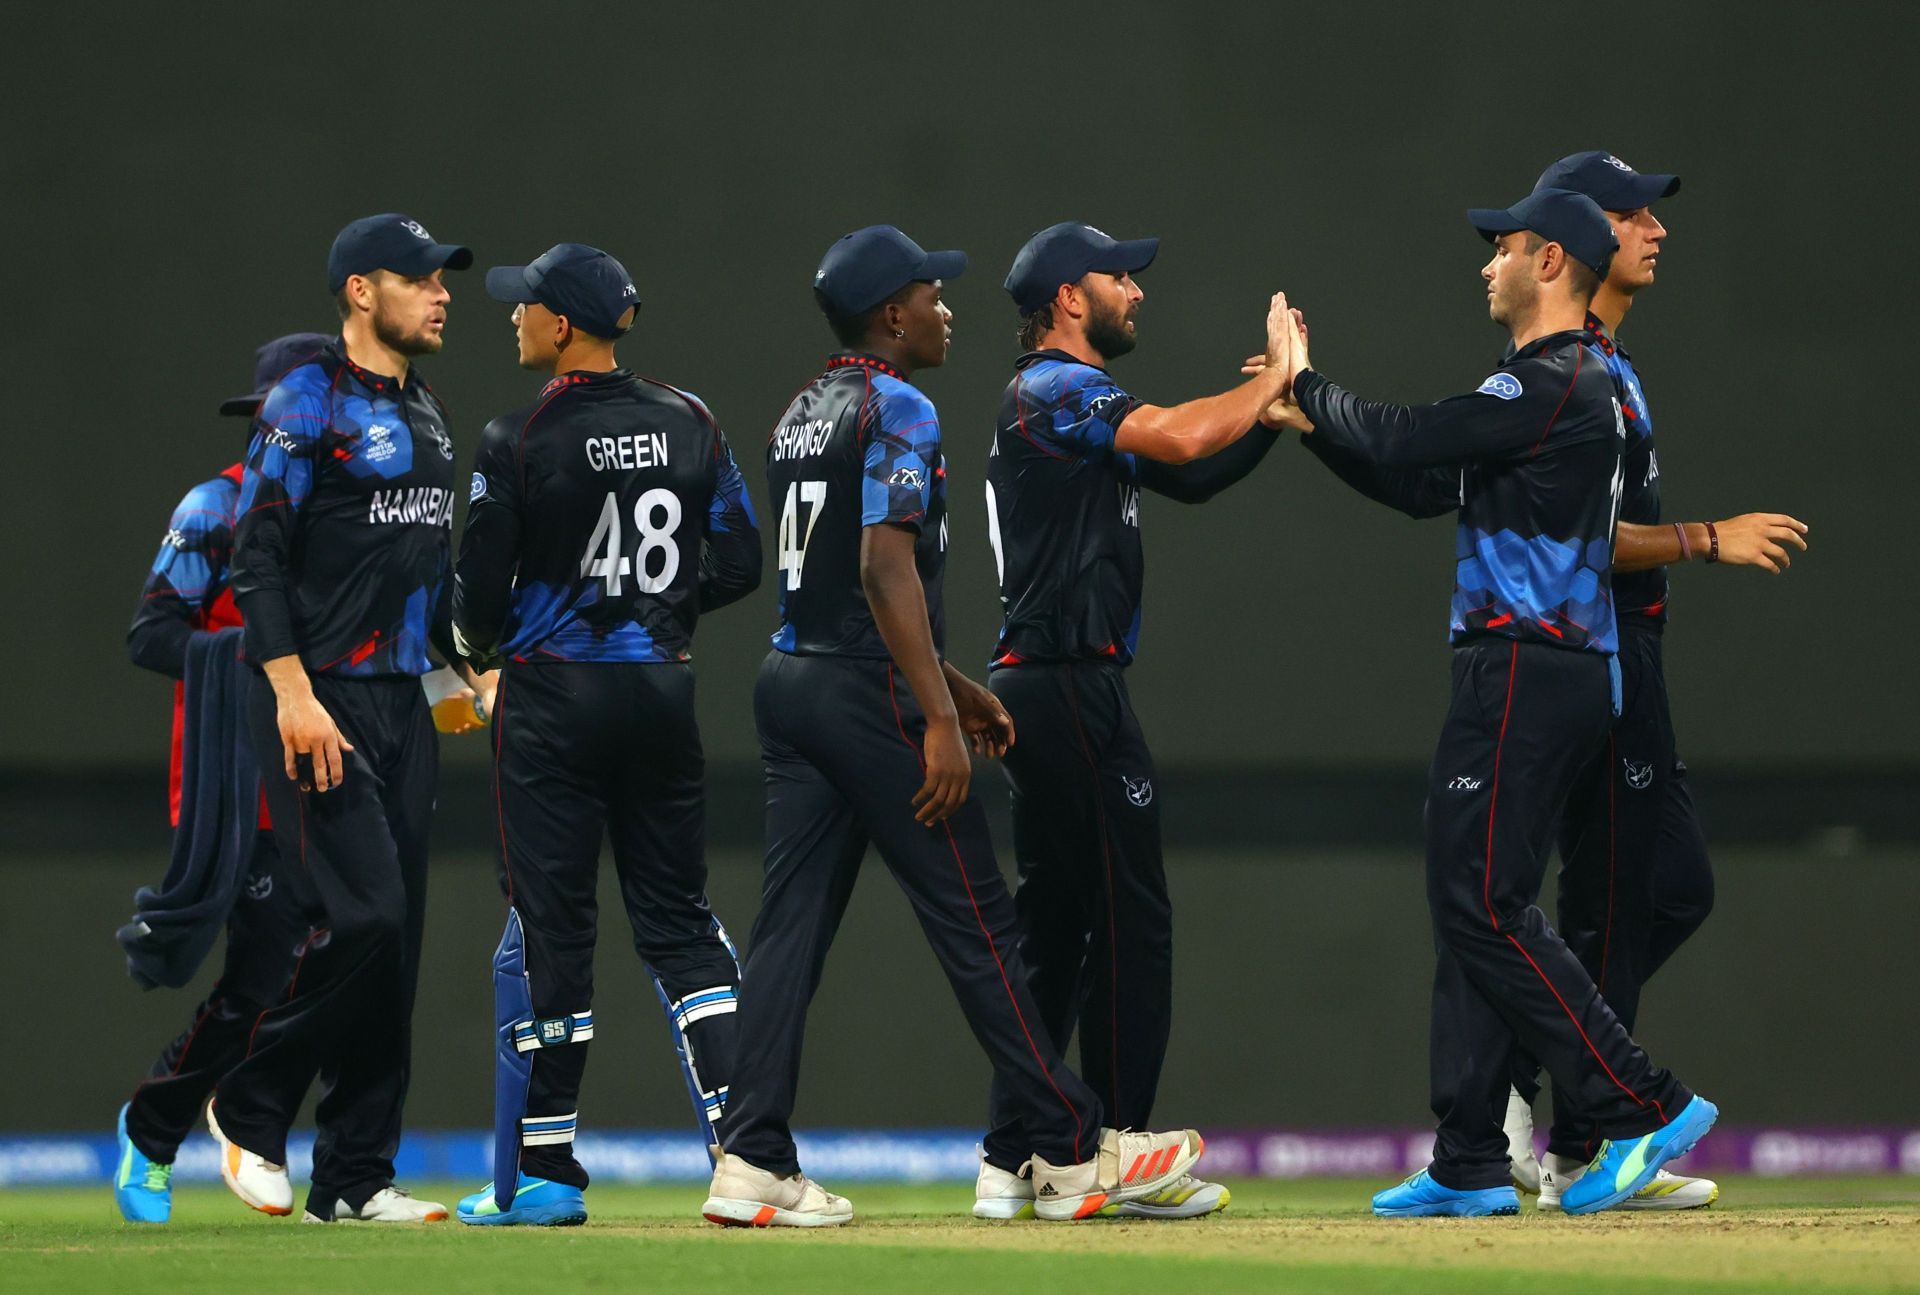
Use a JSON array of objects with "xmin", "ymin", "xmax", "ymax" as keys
[
  {"xmin": 1372, "ymin": 1169, "xmax": 1519, "ymax": 1218},
  {"xmin": 457, "ymin": 1174, "xmax": 587, "ymax": 1227},
  {"xmin": 113, "ymin": 1103, "xmax": 173, "ymax": 1224},
  {"xmin": 1561, "ymin": 1093, "xmax": 1719, "ymax": 1216}
]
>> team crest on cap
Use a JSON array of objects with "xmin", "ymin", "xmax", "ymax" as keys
[
  {"xmin": 1476, "ymin": 373, "xmax": 1524, "ymax": 400},
  {"xmin": 1604, "ymin": 155, "xmax": 1634, "ymax": 173},
  {"xmin": 401, "ymin": 219, "xmax": 431, "ymax": 239},
  {"xmin": 470, "ymin": 472, "xmax": 488, "ymax": 503}
]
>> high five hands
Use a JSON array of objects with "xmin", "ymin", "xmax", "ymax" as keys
[{"xmin": 1246, "ymin": 292, "xmax": 1314, "ymax": 432}]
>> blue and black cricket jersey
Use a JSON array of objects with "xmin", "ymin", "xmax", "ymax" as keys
[
  {"xmin": 1293, "ymin": 329, "xmax": 1627, "ymax": 655},
  {"xmin": 452, "ymin": 368, "xmax": 760, "ymax": 666},
  {"xmin": 985, "ymin": 350, "xmax": 1146, "ymax": 667},
  {"xmin": 231, "ymin": 338, "xmax": 459, "ymax": 677},
  {"xmin": 1584, "ymin": 313, "xmax": 1665, "ymax": 624},
  {"xmin": 766, "ymin": 352, "xmax": 947, "ymax": 659}
]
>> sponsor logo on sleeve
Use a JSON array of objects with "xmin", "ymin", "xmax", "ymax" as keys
[
  {"xmin": 1475, "ymin": 373, "xmax": 1524, "ymax": 401},
  {"xmin": 888, "ymin": 466, "xmax": 925, "ymax": 490}
]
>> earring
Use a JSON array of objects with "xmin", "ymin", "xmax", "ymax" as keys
[{"xmin": 893, "ymin": 329, "xmax": 905, "ymax": 338}]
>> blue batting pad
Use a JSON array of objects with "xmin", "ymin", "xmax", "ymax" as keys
[{"xmin": 493, "ymin": 908, "xmax": 534, "ymax": 1213}]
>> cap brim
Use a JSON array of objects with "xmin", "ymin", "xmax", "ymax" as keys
[
  {"xmin": 1089, "ymin": 236, "xmax": 1159, "ymax": 276},
  {"xmin": 918, "ymin": 249, "xmax": 968, "ymax": 281},
  {"xmin": 388, "ymin": 243, "xmax": 473, "ymax": 279},
  {"xmin": 1617, "ymin": 173, "xmax": 1681, "ymax": 207},
  {"xmin": 484, "ymin": 265, "xmax": 540, "ymax": 303},
  {"xmin": 219, "ymin": 393, "xmax": 266, "ymax": 417},
  {"xmin": 1467, "ymin": 207, "xmax": 1527, "ymax": 243}
]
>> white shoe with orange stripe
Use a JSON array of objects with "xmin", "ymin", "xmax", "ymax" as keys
[
  {"xmin": 702, "ymin": 1150, "xmax": 852, "ymax": 1228},
  {"xmin": 1029, "ymin": 1127, "xmax": 1204, "ymax": 1221},
  {"xmin": 205, "ymin": 1102, "xmax": 292, "ymax": 1216}
]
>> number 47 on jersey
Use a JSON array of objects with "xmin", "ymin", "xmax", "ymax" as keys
[{"xmin": 778, "ymin": 480, "xmax": 826, "ymax": 590}]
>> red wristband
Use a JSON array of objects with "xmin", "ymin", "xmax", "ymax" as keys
[
  {"xmin": 1673, "ymin": 522, "xmax": 1691, "ymax": 562},
  {"xmin": 1705, "ymin": 521, "xmax": 1720, "ymax": 564}
]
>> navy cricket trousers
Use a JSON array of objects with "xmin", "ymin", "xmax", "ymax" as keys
[
  {"xmin": 723, "ymin": 651, "xmax": 1104, "ymax": 1174},
  {"xmin": 1425, "ymin": 639, "xmax": 1692, "ymax": 1191},
  {"xmin": 980, "ymin": 660, "xmax": 1171, "ymax": 1174},
  {"xmin": 1514, "ymin": 621, "xmax": 1716, "ymax": 1160},
  {"xmin": 216, "ymin": 673, "xmax": 435, "ymax": 1213}
]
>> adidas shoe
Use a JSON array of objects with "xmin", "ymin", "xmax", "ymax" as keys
[
  {"xmin": 1029, "ymin": 1127, "xmax": 1204, "ymax": 1221},
  {"xmin": 1538, "ymin": 1151, "xmax": 1717, "ymax": 1212},
  {"xmin": 304, "ymin": 1185, "xmax": 448, "ymax": 1223},
  {"xmin": 205, "ymin": 1101, "xmax": 292, "ymax": 1216},
  {"xmin": 1372, "ymin": 1169, "xmax": 1519, "ymax": 1218},
  {"xmin": 113, "ymin": 1104, "xmax": 172, "ymax": 1224},
  {"xmin": 1505, "ymin": 1087, "xmax": 1541, "ymax": 1194},
  {"xmin": 1537, "ymin": 1150, "xmax": 1583, "ymax": 1211},
  {"xmin": 1098, "ymin": 1174, "xmax": 1231, "ymax": 1218},
  {"xmin": 702, "ymin": 1150, "xmax": 852, "ymax": 1227},
  {"xmin": 972, "ymin": 1147, "xmax": 1034, "ymax": 1220},
  {"xmin": 1559, "ymin": 1094, "xmax": 1719, "ymax": 1215}
]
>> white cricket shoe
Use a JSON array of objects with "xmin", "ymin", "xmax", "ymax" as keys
[
  {"xmin": 304, "ymin": 1186, "xmax": 449, "ymax": 1223},
  {"xmin": 1029, "ymin": 1127, "xmax": 1204, "ymax": 1221},
  {"xmin": 1506, "ymin": 1087, "xmax": 1542, "ymax": 1194},
  {"xmin": 972, "ymin": 1146, "xmax": 1034, "ymax": 1219},
  {"xmin": 702, "ymin": 1150, "xmax": 852, "ymax": 1227},
  {"xmin": 1099, "ymin": 1174, "xmax": 1231, "ymax": 1218},
  {"xmin": 1537, "ymin": 1151, "xmax": 1718, "ymax": 1211},
  {"xmin": 205, "ymin": 1102, "xmax": 292, "ymax": 1216}
]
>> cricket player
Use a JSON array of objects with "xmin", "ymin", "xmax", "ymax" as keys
[
  {"xmin": 451, "ymin": 242, "xmax": 761, "ymax": 1226},
  {"xmin": 1500, "ymin": 153, "xmax": 1808, "ymax": 1210},
  {"xmin": 210, "ymin": 213, "xmax": 482, "ymax": 1224},
  {"xmin": 974, "ymin": 221, "xmax": 1292, "ymax": 1220},
  {"xmin": 1263, "ymin": 189, "xmax": 1718, "ymax": 1217},
  {"xmin": 113, "ymin": 333, "xmax": 329, "ymax": 1223},
  {"xmin": 707, "ymin": 225, "xmax": 1207, "ymax": 1227}
]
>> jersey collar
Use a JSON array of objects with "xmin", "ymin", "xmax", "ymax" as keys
[
  {"xmin": 1016, "ymin": 347, "xmax": 1116, "ymax": 374},
  {"xmin": 539, "ymin": 367, "xmax": 630, "ymax": 398},
  {"xmin": 1582, "ymin": 310, "xmax": 1632, "ymax": 361},
  {"xmin": 827, "ymin": 351, "xmax": 905, "ymax": 381}
]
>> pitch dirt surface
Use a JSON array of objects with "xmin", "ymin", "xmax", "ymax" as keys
[{"xmin": 5, "ymin": 1178, "xmax": 1917, "ymax": 1293}]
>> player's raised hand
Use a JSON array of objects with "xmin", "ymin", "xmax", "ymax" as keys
[
  {"xmin": 912, "ymin": 716, "xmax": 972, "ymax": 826},
  {"xmin": 1262, "ymin": 292, "xmax": 1292, "ymax": 380},
  {"xmin": 1712, "ymin": 512, "xmax": 1810, "ymax": 573}
]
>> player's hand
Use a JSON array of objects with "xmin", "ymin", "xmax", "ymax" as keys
[
  {"xmin": 1242, "ymin": 309, "xmax": 1308, "ymax": 379},
  {"xmin": 948, "ymin": 672, "xmax": 1015, "ymax": 759},
  {"xmin": 1260, "ymin": 394, "xmax": 1316, "ymax": 433},
  {"xmin": 1712, "ymin": 512, "xmax": 1810, "ymax": 573},
  {"xmin": 1275, "ymin": 293, "xmax": 1310, "ymax": 381},
  {"xmin": 431, "ymin": 687, "xmax": 487, "ymax": 734},
  {"xmin": 276, "ymin": 689, "xmax": 354, "ymax": 793},
  {"xmin": 912, "ymin": 717, "xmax": 972, "ymax": 826},
  {"xmin": 1261, "ymin": 292, "xmax": 1292, "ymax": 383}
]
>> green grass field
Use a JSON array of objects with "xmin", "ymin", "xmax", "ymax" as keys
[{"xmin": 4, "ymin": 1178, "xmax": 1917, "ymax": 1294}]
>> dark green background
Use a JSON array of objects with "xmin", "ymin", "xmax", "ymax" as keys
[
  {"xmin": 2, "ymin": 4, "xmax": 1913, "ymax": 1134},
  {"xmin": 3, "ymin": 2, "xmax": 1913, "ymax": 770}
]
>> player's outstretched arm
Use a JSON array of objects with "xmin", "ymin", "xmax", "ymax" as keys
[
  {"xmin": 1113, "ymin": 293, "xmax": 1291, "ymax": 465},
  {"xmin": 1300, "ymin": 436, "xmax": 1462, "ymax": 520},
  {"xmin": 1614, "ymin": 514, "xmax": 1809, "ymax": 574},
  {"xmin": 860, "ymin": 523, "xmax": 970, "ymax": 826}
]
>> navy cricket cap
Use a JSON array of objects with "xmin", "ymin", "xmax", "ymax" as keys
[
  {"xmin": 1534, "ymin": 150, "xmax": 1680, "ymax": 211},
  {"xmin": 812, "ymin": 226, "xmax": 967, "ymax": 318},
  {"xmin": 486, "ymin": 243, "xmax": 641, "ymax": 339},
  {"xmin": 219, "ymin": 331, "xmax": 334, "ymax": 417},
  {"xmin": 1004, "ymin": 222, "xmax": 1159, "ymax": 313},
  {"xmin": 1467, "ymin": 188, "xmax": 1620, "ymax": 277},
  {"xmin": 326, "ymin": 213, "xmax": 472, "ymax": 294}
]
